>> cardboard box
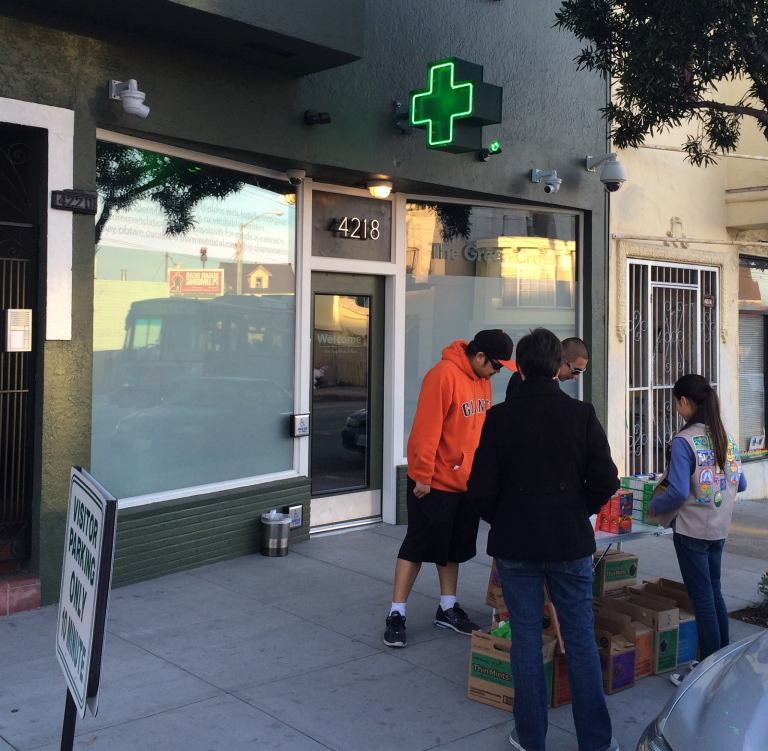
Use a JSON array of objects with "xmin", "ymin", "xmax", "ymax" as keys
[
  {"xmin": 599, "ymin": 595, "xmax": 679, "ymax": 674},
  {"xmin": 551, "ymin": 652, "xmax": 571, "ymax": 707},
  {"xmin": 633, "ymin": 582, "xmax": 698, "ymax": 664},
  {"xmin": 467, "ymin": 631, "xmax": 556, "ymax": 712},
  {"xmin": 592, "ymin": 552, "xmax": 639, "ymax": 597},
  {"xmin": 486, "ymin": 560, "xmax": 505, "ymax": 610},
  {"xmin": 595, "ymin": 629, "xmax": 636, "ymax": 694},
  {"xmin": 595, "ymin": 607, "xmax": 653, "ymax": 679},
  {"xmin": 486, "ymin": 563, "xmax": 564, "ymax": 653}
]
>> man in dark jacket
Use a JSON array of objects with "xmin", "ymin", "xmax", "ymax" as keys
[
  {"xmin": 468, "ymin": 328, "xmax": 620, "ymax": 751},
  {"xmin": 505, "ymin": 336, "xmax": 589, "ymax": 401}
]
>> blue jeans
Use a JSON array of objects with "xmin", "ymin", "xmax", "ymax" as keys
[
  {"xmin": 673, "ymin": 532, "xmax": 728, "ymax": 660},
  {"xmin": 496, "ymin": 556, "xmax": 612, "ymax": 751}
]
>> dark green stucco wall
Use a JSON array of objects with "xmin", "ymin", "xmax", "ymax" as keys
[
  {"xmin": 113, "ymin": 477, "xmax": 311, "ymax": 587},
  {"xmin": 0, "ymin": 1, "xmax": 610, "ymax": 602}
]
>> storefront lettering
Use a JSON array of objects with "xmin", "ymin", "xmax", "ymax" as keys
[
  {"xmin": 432, "ymin": 243, "xmax": 504, "ymax": 263},
  {"xmin": 316, "ymin": 333, "xmax": 363, "ymax": 346}
]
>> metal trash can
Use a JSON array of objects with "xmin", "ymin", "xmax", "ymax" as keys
[{"xmin": 260, "ymin": 511, "xmax": 291, "ymax": 556}]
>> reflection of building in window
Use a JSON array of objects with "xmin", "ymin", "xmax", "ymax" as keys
[
  {"xmin": 220, "ymin": 262, "xmax": 293, "ymax": 295},
  {"xmin": 248, "ymin": 266, "xmax": 270, "ymax": 290}
]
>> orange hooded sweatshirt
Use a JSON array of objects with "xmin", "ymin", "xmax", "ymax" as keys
[{"xmin": 407, "ymin": 340, "xmax": 492, "ymax": 493}]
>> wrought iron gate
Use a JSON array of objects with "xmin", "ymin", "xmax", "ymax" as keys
[
  {"xmin": 626, "ymin": 261, "xmax": 719, "ymax": 475},
  {"xmin": 0, "ymin": 124, "xmax": 40, "ymax": 564}
]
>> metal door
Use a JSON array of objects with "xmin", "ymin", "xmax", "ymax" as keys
[
  {"xmin": 0, "ymin": 123, "xmax": 42, "ymax": 565},
  {"xmin": 626, "ymin": 261, "xmax": 719, "ymax": 475}
]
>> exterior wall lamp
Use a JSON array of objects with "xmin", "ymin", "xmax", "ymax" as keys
[{"xmin": 367, "ymin": 180, "xmax": 392, "ymax": 199}]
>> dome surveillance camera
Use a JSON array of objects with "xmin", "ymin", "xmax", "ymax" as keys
[
  {"xmin": 109, "ymin": 79, "xmax": 150, "ymax": 119},
  {"xmin": 585, "ymin": 153, "xmax": 627, "ymax": 192},
  {"xmin": 286, "ymin": 169, "xmax": 306, "ymax": 186},
  {"xmin": 531, "ymin": 168, "xmax": 562, "ymax": 194}
]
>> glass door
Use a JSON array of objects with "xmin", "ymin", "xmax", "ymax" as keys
[{"xmin": 310, "ymin": 273, "xmax": 383, "ymax": 528}]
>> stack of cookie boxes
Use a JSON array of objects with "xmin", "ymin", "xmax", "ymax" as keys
[{"xmin": 620, "ymin": 476, "xmax": 661, "ymax": 523}]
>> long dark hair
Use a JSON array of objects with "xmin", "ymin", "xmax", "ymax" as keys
[{"xmin": 673, "ymin": 374, "xmax": 728, "ymax": 471}]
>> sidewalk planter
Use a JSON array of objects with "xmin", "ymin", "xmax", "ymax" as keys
[
  {"xmin": 467, "ymin": 631, "xmax": 555, "ymax": 712},
  {"xmin": 260, "ymin": 512, "xmax": 291, "ymax": 556}
]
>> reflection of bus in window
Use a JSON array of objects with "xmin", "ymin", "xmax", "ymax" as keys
[{"xmin": 114, "ymin": 294, "xmax": 294, "ymax": 406}]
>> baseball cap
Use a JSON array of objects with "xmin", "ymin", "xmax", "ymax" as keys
[{"xmin": 471, "ymin": 329, "xmax": 513, "ymax": 363}]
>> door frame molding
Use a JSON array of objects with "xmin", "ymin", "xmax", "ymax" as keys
[
  {"xmin": 299, "ymin": 181, "xmax": 404, "ymax": 524},
  {"xmin": 0, "ymin": 97, "xmax": 74, "ymax": 340}
]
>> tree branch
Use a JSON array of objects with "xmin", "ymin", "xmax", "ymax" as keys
[{"xmin": 687, "ymin": 100, "xmax": 768, "ymax": 124}]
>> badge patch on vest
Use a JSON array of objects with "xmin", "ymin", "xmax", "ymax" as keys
[
  {"xmin": 691, "ymin": 435, "xmax": 711, "ymax": 449},
  {"xmin": 696, "ymin": 450, "xmax": 715, "ymax": 466},
  {"xmin": 714, "ymin": 491, "xmax": 723, "ymax": 508}
]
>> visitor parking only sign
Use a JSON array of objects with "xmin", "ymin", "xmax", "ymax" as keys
[{"xmin": 56, "ymin": 468, "xmax": 117, "ymax": 718}]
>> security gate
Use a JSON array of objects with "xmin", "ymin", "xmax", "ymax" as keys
[
  {"xmin": 626, "ymin": 261, "xmax": 719, "ymax": 475},
  {"xmin": 0, "ymin": 123, "xmax": 42, "ymax": 564}
]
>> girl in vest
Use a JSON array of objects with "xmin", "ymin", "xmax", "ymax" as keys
[{"xmin": 648, "ymin": 373, "xmax": 746, "ymax": 686}]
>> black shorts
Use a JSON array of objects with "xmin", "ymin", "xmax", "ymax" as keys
[{"xmin": 397, "ymin": 477, "xmax": 480, "ymax": 565}]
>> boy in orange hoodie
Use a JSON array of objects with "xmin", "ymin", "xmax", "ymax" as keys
[{"xmin": 383, "ymin": 329, "xmax": 513, "ymax": 648}]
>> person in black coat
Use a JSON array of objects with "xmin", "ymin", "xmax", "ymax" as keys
[
  {"xmin": 504, "ymin": 336, "xmax": 589, "ymax": 401},
  {"xmin": 467, "ymin": 328, "xmax": 620, "ymax": 751}
]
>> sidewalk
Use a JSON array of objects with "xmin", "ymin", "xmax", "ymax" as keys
[{"xmin": 1, "ymin": 521, "xmax": 764, "ymax": 751}]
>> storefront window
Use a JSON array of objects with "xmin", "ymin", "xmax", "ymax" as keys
[
  {"xmin": 738, "ymin": 257, "xmax": 768, "ymax": 458},
  {"xmin": 91, "ymin": 142, "xmax": 296, "ymax": 498},
  {"xmin": 403, "ymin": 201, "xmax": 578, "ymax": 448}
]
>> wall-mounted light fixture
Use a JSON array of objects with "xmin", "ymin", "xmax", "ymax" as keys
[
  {"xmin": 531, "ymin": 168, "xmax": 562, "ymax": 194},
  {"xmin": 478, "ymin": 140, "xmax": 502, "ymax": 161},
  {"xmin": 585, "ymin": 152, "xmax": 627, "ymax": 192},
  {"xmin": 109, "ymin": 79, "xmax": 150, "ymax": 118},
  {"xmin": 367, "ymin": 180, "xmax": 393, "ymax": 199},
  {"xmin": 304, "ymin": 110, "xmax": 332, "ymax": 126}
]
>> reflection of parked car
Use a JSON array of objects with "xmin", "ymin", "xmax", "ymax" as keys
[
  {"xmin": 341, "ymin": 408, "xmax": 367, "ymax": 452},
  {"xmin": 636, "ymin": 630, "xmax": 768, "ymax": 751},
  {"xmin": 113, "ymin": 377, "xmax": 292, "ymax": 461}
]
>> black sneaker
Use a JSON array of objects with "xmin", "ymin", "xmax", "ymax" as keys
[
  {"xmin": 433, "ymin": 603, "xmax": 477, "ymax": 635},
  {"xmin": 383, "ymin": 612, "xmax": 407, "ymax": 648}
]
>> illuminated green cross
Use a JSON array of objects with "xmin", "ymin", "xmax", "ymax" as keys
[
  {"xmin": 409, "ymin": 58, "xmax": 502, "ymax": 154},
  {"xmin": 410, "ymin": 61, "xmax": 474, "ymax": 148}
]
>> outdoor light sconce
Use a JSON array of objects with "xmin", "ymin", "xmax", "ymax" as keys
[
  {"xmin": 478, "ymin": 140, "xmax": 502, "ymax": 161},
  {"xmin": 108, "ymin": 79, "xmax": 150, "ymax": 118},
  {"xmin": 367, "ymin": 180, "xmax": 392, "ymax": 199},
  {"xmin": 304, "ymin": 110, "xmax": 332, "ymax": 126},
  {"xmin": 531, "ymin": 168, "xmax": 562, "ymax": 194},
  {"xmin": 585, "ymin": 152, "xmax": 627, "ymax": 192}
]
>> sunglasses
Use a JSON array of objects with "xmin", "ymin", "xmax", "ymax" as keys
[
  {"xmin": 565, "ymin": 359, "xmax": 586, "ymax": 375},
  {"xmin": 485, "ymin": 356, "xmax": 503, "ymax": 371}
]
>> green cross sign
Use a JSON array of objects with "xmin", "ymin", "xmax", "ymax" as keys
[{"xmin": 409, "ymin": 58, "xmax": 502, "ymax": 153}]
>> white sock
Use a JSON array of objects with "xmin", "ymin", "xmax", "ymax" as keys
[
  {"xmin": 440, "ymin": 595, "xmax": 457, "ymax": 611},
  {"xmin": 390, "ymin": 602, "xmax": 406, "ymax": 617}
]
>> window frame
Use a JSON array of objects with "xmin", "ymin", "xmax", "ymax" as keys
[{"xmin": 95, "ymin": 131, "xmax": 301, "ymax": 510}]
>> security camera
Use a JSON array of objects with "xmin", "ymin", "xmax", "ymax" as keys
[
  {"xmin": 286, "ymin": 169, "xmax": 306, "ymax": 186},
  {"xmin": 531, "ymin": 169, "xmax": 562, "ymax": 194},
  {"xmin": 109, "ymin": 79, "xmax": 150, "ymax": 119},
  {"xmin": 585, "ymin": 153, "xmax": 627, "ymax": 192}
]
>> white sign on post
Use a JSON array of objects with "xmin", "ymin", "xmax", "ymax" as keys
[{"xmin": 56, "ymin": 468, "xmax": 117, "ymax": 719}]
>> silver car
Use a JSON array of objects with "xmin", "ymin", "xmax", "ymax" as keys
[{"xmin": 637, "ymin": 630, "xmax": 768, "ymax": 751}]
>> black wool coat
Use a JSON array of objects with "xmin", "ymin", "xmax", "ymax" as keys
[{"xmin": 467, "ymin": 378, "xmax": 619, "ymax": 562}]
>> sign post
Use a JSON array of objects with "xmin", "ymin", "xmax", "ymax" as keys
[{"xmin": 55, "ymin": 468, "xmax": 118, "ymax": 750}]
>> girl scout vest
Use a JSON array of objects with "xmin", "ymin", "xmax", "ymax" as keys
[{"xmin": 655, "ymin": 422, "xmax": 742, "ymax": 540}]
